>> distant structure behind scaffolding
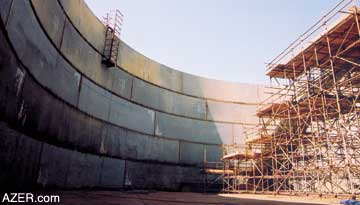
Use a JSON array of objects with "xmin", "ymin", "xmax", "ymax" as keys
[{"xmin": 222, "ymin": 0, "xmax": 360, "ymax": 197}]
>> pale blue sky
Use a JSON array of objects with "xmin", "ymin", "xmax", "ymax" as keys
[{"xmin": 85, "ymin": 0, "xmax": 339, "ymax": 83}]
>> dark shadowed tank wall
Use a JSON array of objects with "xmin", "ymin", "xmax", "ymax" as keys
[{"xmin": 0, "ymin": 0, "xmax": 267, "ymax": 191}]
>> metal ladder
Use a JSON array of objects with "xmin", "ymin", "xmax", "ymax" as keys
[{"xmin": 102, "ymin": 10, "xmax": 123, "ymax": 67}]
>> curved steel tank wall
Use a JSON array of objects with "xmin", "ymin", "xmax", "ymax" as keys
[{"xmin": 0, "ymin": 0, "xmax": 267, "ymax": 191}]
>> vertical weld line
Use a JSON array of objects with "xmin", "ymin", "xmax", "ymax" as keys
[
  {"xmin": 106, "ymin": 94, "xmax": 112, "ymax": 122},
  {"xmin": 153, "ymin": 111, "xmax": 157, "ymax": 136},
  {"xmin": 180, "ymin": 72, "xmax": 184, "ymax": 95},
  {"xmin": 98, "ymin": 157, "xmax": 105, "ymax": 186},
  {"xmin": 178, "ymin": 140, "xmax": 181, "ymax": 163},
  {"xmin": 4, "ymin": 0, "xmax": 14, "ymax": 28},
  {"xmin": 110, "ymin": 66, "xmax": 116, "ymax": 92},
  {"xmin": 9, "ymin": 130, "xmax": 22, "ymax": 189},
  {"xmin": 130, "ymin": 76, "xmax": 134, "ymax": 100},
  {"xmin": 123, "ymin": 160, "xmax": 127, "ymax": 187},
  {"xmin": 35, "ymin": 142, "xmax": 44, "ymax": 187},
  {"xmin": 205, "ymin": 100, "xmax": 208, "ymax": 120},
  {"xmin": 12, "ymin": 132, "xmax": 21, "ymax": 162},
  {"xmin": 63, "ymin": 150, "xmax": 73, "ymax": 188},
  {"xmin": 58, "ymin": 18, "xmax": 67, "ymax": 49},
  {"xmin": 203, "ymin": 144, "xmax": 206, "ymax": 163},
  {"xmin": 76, "ymin": 76, "xmax": 83, "ymax": 108}
]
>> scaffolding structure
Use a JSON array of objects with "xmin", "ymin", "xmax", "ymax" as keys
[
  {"xmin": 222, "ymin": 0, "xmax": 360, "ymax": 196},
  {"xmin": 221, "ymin": 141, "xmax": 275, "ymax": 194}
]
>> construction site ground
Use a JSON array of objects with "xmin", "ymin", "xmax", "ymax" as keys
[{"xmin": 39, "ymin": 191, "xmax": 345, "ymax": 204}]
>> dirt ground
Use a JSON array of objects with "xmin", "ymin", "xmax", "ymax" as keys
[{"xmin": 40, "ymin": 191, "xmax": 344, "ymax": 205}]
